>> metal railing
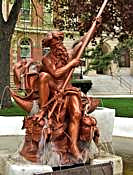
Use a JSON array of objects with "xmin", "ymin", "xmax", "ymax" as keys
[{"xmin": 112, "ymin": 73, "xmax": 132, "ymax": 94}]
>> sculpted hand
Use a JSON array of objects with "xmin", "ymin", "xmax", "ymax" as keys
[
  {"xmin": 71, "ymin": 57, "xmax": 81, "ymax": 68},
  {"xmin": 33, "ymin": 110, "xmax": 45, "ymax": 122}
]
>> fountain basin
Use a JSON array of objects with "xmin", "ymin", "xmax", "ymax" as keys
[
  {"xmin": 0, "ymin": 152, "xmax": 122, "ymax": 175},
  {"xmin": 34, "ymin": 162, "xmax": 113, "ymax": 175},
  {"xmin": 4, "ymin": 163, "xmax": 53, "ymax": 175}
]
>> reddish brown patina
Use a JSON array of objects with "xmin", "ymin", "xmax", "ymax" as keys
[
  {"xmin": 10, "ymin": 3, "xmax": 109, "ymax": 162},
  {"xmin": 11, "ymin": 32, "xmax": 99, "ymax": 164}
]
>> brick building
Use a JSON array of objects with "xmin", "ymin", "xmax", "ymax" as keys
[
  {"xmin": 2, "ymin": 0, "xmax": 79, "ymax": 78},
  {"xmin": 9, "ymin": 0, "xmax": 53, "ymax": 64},
  {"xmin": 2, "ymin": 0, "xmax": 56, "ymax": 88}
]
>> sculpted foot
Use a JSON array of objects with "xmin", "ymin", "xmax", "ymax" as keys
[{"xmin": 69, "ymin": 144, "xmax": 83, "ymax": 161}]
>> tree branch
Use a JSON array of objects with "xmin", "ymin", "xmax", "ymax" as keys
[{"xmin": 6, "ymin": 0, "xmax": 23, "ymax": 34}]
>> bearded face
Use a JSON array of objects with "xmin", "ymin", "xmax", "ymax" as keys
[
  {"xmin": 42, "ymin": 31, "xmax": 69, "ymax": 64},
  {"xmin": 42, "ymin": 31, "xmax": 64, "ymax": 48}
]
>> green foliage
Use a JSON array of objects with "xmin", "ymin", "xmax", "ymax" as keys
[
  {"xmin": 84, "ymin": 45, "xmax": 113, "ymax": 73},
  {"xmin": 1, "ymin": 98, "xmax": 133, "ymax": 118},
  {"xmin": 71, "ymin": 79, "xmax": 92, "ymax": 84},
  {"xmin": 84, "ymin": 36, "xmax": 133, "ymax": 73},
  {"xmin": 10, "ymin": 0, "xmax": 15, "ymax": 4}
]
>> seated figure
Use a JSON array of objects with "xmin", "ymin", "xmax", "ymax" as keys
[
  {"xmin": 11, "ymin": 31, "xmax": 99, "ymax": 165},
  {"xmin": 34, "ymin": 31, "xmax": 86, "ymax": 160}
]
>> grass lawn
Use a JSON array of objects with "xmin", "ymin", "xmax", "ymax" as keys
[
  {"xmin": 99, "ymin": 98, "xmax": 133, "ymax": 118},
  {"xmin": 0, "ymin": 102, "xmax": 27, "ymax": 116},
  {"xmin": 0, "ymin": 98, "xmax": 133, "ymax": 117}
]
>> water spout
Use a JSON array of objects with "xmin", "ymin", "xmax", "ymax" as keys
[
  {"xmin": 10, "ymin": 89, "xmax": 33, "ymax": 113},
  {"xmin": 0, "ymin": 86, "xmax": 10, "ymax": 109}
]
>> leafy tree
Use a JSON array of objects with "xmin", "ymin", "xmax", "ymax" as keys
[
  {"xmin": 53, "ymin": 0, "xmax": 133, "ymax": 37},
  {"xmin": 84, "ymin": 36, "xmax": 133, "ymax": 73},
  {"xmin": 84, "ymin": 45, "xmax": 113, "ymax": 73}
]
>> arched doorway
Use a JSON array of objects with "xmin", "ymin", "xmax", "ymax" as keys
[{"xmin": 119, "ymin": 48, "xmax": 130, "ymax": 67}]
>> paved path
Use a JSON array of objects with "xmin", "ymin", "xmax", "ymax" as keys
[{"xmin": 87, "ymin": 75, "xmax": 131, "ymax": 95}]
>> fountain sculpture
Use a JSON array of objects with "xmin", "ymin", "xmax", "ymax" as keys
[
  {"xmin": 10, "ymin": 0, "xmax": 109, "ymax": 168},
  {"xmin": 11, "ymin": 31, "xmax": 100, "ymax": 166}
]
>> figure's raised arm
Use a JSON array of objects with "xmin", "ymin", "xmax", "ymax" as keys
[
  {"xmin": 69, "ymin": 16, "xmax": 102, "ymax": 62},
  {"xmin": 68, "ymin": 41, "xmax": 83, "ymax": 61},
  {"xmin": 42, "ymin": 55, "xmax": 80, "ymax": 79}
]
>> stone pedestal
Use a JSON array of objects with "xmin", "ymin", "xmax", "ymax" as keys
[
  {"xmin": 92, "ymin": 154, "xmax": 123, "ymax": 175},
  {"xmin": 0, "ymin": 154, "xmax": 53, "ymax": 175},
  {"xmin": 5, "ymin": 164, "xmax": 53, "ymax": 175}
]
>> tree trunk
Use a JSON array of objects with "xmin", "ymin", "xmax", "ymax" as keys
[
  {"xmin": 0, "ymin": 33, "xmax": 12, "ymax": 108},
  {"xmin": 0, "ymin": 0, "xmax": 23, "ymax": 108}
]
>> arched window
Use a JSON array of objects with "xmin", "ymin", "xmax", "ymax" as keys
[
  {"xmin": 21, "ymin": 0, "xmax": 30, "ymax": 21},
  {"xmin": 20, "ymin": 38, "xmax": 31, "ymax": 59}
]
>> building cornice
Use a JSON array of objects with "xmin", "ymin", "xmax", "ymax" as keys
[{"xmin": 15, "ymin": 26, "xmax": 52, "ymax": 34}]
